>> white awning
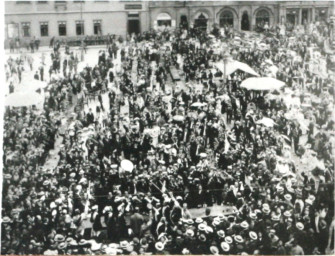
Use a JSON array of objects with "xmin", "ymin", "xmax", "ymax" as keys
[{"xmin": 157, "ymin": 13, "xmax": 172, "ymax": 21}]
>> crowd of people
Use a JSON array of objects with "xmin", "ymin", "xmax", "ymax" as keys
[{"xmin": 2, "ymin": 19, "xmax": 335, "ymax": 255}]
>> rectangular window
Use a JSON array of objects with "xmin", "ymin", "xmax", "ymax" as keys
[
  {"xmin": 55, "ymin": 1, "xmax": 66, "ymax": 3},
  {"xmin": 76, "ymin": 21, "xmax": 85, "ymax": 35},
  {"xmin": 58, "ymin": 21, "xmax": 67, "ymax": 36},
  {"xmin": 40, "ymin": 22, "xmax": 48, "ymax": 37},
  {"xmin": 93, "ymin": 20, "xmax": 102, "ymax": 35},
  {"xmin": 21, "ymin": 22, "xmax": 31, "ymax": 37},
  {"xmin": 128, "ymin": 13, "xmax": 139, "ymax": 18},
  {"xmin": 37, "ymin": 1, "xmax": 47, "ymax": 3},
  {"xmin": 125, "ymin": 4, "xmax": 142, "ymax": 10},
  {"xmin": 16, "ymin": 1, "xmax": 31, "ymax": 3}
]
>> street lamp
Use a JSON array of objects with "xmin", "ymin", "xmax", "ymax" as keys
[{"xmin": 223, "ymin": 50, "xmax": 230, "ymax": 91}]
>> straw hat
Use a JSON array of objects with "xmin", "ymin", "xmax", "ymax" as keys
[
  {"xmin": 249, "ymin": 231, "xmax": 258, "ymax": 240},
  {"xmin": 240, "ymin": 221, "xmax": 249, "ymax": 229},
  {"xmin": 217, "ymin": 230, "xmax": 225, "ymax": 238},
  {"xmin": 210, "ymin": 246, "xmax": 219, "ymax": 255},
  {"xmin": 198, "ymin": 223, "xmax": 207, "ymax": 231},
  {"xmin": 185, "ymin": 229, "xmax": 194, "ymax": 237},
  {"xmin": 155, "ymin": 242, "xmax": 164, "ymax": 251},
  {"xmin": 234, "ymin": 235, "xmax": 244, "ymax": 243},
  {"xmin": 296, "ymin": 222, "xmax": 304, "ymax": 231},
  {"xmin": 225, "ymin": 236, "xmax": 233, "ymax": 244},
  {"xmin": 221, "ymin": 242, "xmax": 230, "ymax": 252}
]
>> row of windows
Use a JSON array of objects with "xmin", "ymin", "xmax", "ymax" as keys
[
  {"xmin": 20, "ymin": 20, "xmax": 102, "ymax": 37},
  {"xmin": 156, "ymin": 10, "xmax": 271, "ymax": 28},
  {"xmin": 16, "ymin": 1, "xmax": 108, "ymax": 3}
]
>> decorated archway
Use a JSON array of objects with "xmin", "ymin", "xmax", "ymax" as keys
[
  {"xmin": 255, "ymin": 9, "xmax": 270, "ymax": 28},
  {"xmin": 194, "ymin": 12, "xmax": 209, "ymax": 31},
  {"xmin": 156, "ymin": 12, "xmax": 172, "ymax": 27}
]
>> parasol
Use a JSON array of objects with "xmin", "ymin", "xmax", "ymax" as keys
[
  {"xmin": 191, "ymin": 102, "xmax": 206, "ymax": 108},
  {"xmin": 240, "ymin": 77, "xmax": 285, "ymax": 91},
  {"xmin": 121, "ymin": 159, "xmax": 134, "ymax": 172},
  {"xmin": 215, "ymin": 60, "xmax": 259, "ymax": 77},
  {"xmin": 173, "ymin": 115, "xmax": 185, "ymax": 122},
  {"xmin": 5, "ymin": 91, "xmax": 44, "ymax": 107},
  {"xmin": 256, "ymin": 117, "xmax": 276, "ymax": 127},
  {"xmin": 19, "ymin": 79, "xmax": 48, "ymax": 92}
]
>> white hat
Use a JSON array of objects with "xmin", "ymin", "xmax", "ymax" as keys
[
  {"xmin": 296, "ymin": 222, "xmax": 304, "ymax": 230},
  {"xmin": 249, "ymin": 231, "xmax": 258, "ymax": 240},
  {"xmin": 220, "ymin": 242, "xmax": 230, "ymax": 252},
  {"xmin": 234, "ymin": 235, "xmax": 244, "ymax": 243},
  {"xmin": 205, "ymin": 226, "xmax": 213, "ymax": 233},
  {"xmin": 155, "ymin": 242, "xmax": 164, "ymax": 251},
  {"xmin": 210, "ymin": 246, "xmax": 219, "ymax": 255},
  {"xmin": 120, "ymin": 241, "xmax": 129, "ymax": 248},
  {"xmin": 217, "ymin": 230, "xmax": 225, "ymax": 238},
  {"xmin": 198, "ymin": 223, "xmax": 207, "ymax": 231},
  {"xmin": 284, "ymin": 194, "xmax": 292, "ymax": 201},
  {"xmin": 212, "ymin": 218, "xmax": 221, "ymax": 226},
  {"xmin": 185, "ymin": 229, "xmax": 194, "ymax": 237},
  {"xmin": 240, "ymin": 221, "xmax": 249, "ymax": 229},
  {"xmin": 158, "ymin": 232, "xmax": 166, "ymax": 241},
  {"xmin": 182, "ymin": 248, "xmax": 190, "ymax": 255},
  {"xmin": 225, "ymin": 236, "xmax": 233, "ymax": 244},
  {"xmin": 195, "ymin": 217, "xmax": 203, "ymax": 223}
]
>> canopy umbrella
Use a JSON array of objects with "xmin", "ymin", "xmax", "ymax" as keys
[
  {"xmin": 19, "ymin": 79, "xmax": 48, "ymax": 92},
  {"xmin": 215, "ymin": 60, "xmax": 259, "ymax": 77},
  {"xmin": 256, "ymin": 117, "xmax": 276, "ymax": 127},
  {"xmin": 173, "ymin": 115, "xmax": 185, "ymax": 122},
  {"xmin": 120, "ymin": 159, "xmax": 134, "ymax": 172},
  {"xmin": 268, "ymin": 65, "xmax": 278, "ymax": 75},
  {"xmin": 5, "ymin": 91, "xmax": 44, "ymax": 107},
  {"xmin": 240, "ymin": 77, "xmax": 285, "ymax": 91}
]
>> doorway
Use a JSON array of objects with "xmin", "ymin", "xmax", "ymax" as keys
[
  {"xmin": 128, "ymin": 20, "xmax": 140, "ymax": 34},
  {"xmin": 128, "ymin": 13, "xmax": 140, "ymax": 35},
  {"xmin": 241, "ymin": 12, "xmax": 250, "ymax": 31},
  {"xmin": 180, "ymin": 15, "xmax": 188, "ymax": 29}
]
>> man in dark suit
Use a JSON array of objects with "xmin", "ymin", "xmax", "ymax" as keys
[{"xmin": 86, "ymin": 108, "xmax": 95, "ymax": 126}]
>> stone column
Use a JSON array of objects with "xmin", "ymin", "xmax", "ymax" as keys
[{"xmin": 298, "ymin": 8, "xmax": 302, "ymax": 25}]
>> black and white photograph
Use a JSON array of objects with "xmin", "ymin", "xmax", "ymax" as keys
[{"xmin": 1, "ymin": 0, "xmax": 335, "ymax": 255}]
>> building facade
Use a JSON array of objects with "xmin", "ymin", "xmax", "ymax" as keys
[
  {"xmin": 4, "ymin": 1, "xmax": 335, "ymax": 47},
  {"xmin": 150, "ymin": 1, "xmax": 334, "ymax": 32},
  {"xmin": 5, "ymin": 0, "xmax": 150, "ymax": 47}
]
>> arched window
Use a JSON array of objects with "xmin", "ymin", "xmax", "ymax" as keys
[
  {"xmin": 219, "ymin": 10, "xmax": 234, "ymax": 27},
  {"xmin": 256, "ymin": 9, "xmax": 270, "ymax": 27},
  {"xmin": 157, "ymin": 13, "xmax": 172, "ymax": 27}
]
